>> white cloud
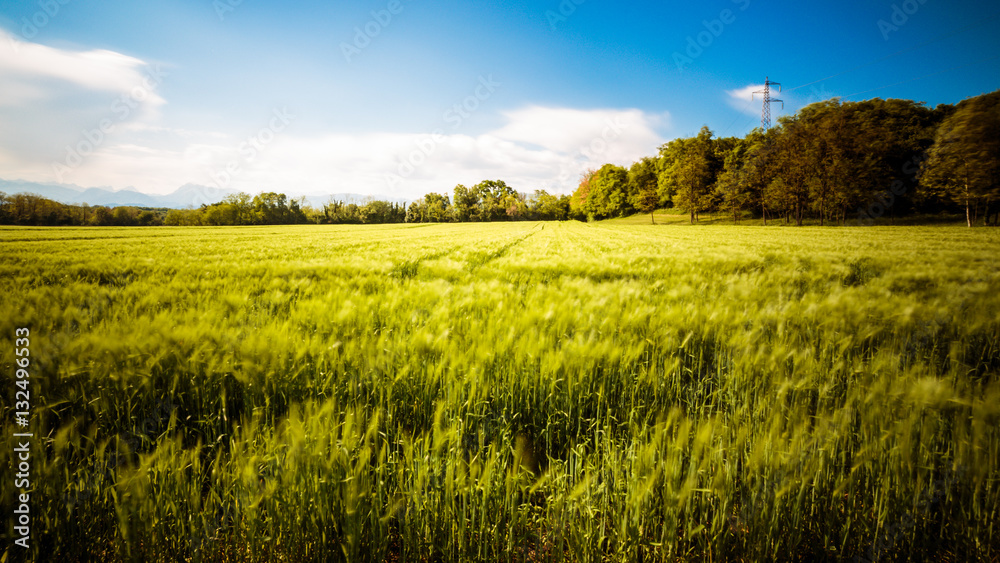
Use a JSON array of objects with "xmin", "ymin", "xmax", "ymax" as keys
[
  {"xmin": 4, "ymin": 106, "xmax": 672, "ymax": 199},
  {"xmin": 493, "ymin": 106, "xmax": 668, "ymax": 155},
  {"xmin": 252, "ymin": 107, "xmax": 671, "ymax": 198},
  {"xmin": 0, "ymin": 41, "xmax": 157, "ymax": 100},
  {"xmin": 725, "ymin": 84, "xmax": 765, "ymax": 115},
  {"xmin": 0, "ymin": 28, "xmax": 167, "ymax": 170},
  {"xmin": 0, "ymin": 32, "xmax": 672, "ymax": 200}
]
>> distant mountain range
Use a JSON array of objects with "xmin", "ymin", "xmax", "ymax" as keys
[{"xmin": 0, "ymin": 179, "xmax": 403, "ymax": 209}]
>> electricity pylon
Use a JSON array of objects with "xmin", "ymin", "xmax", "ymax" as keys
[{"xmin": 753, "ymin": 77, "xmax": 784, "ymax": 130}]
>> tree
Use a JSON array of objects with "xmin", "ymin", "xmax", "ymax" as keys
[
  {"xmin": 504, "ymin": 192, "xmax": 529, "ymax": 220},
  {"xmin": 422, "ymin": 193, "xmax": 451, "ymax": 222},
  {"xmin": 920, "ymin": 91, "xmax": 1000, "ymax": 227},
  {"xmin": 767, "ymin": 98, "xmax": 940, "ymax": 225},
  {"xmin": 471, "ymin": 180, "xmax": 517, "ymax": 221},
  {"xmin": 584, "ymin": 164, "xmax": 630, "ymax": 219},
  {"xmin": 164, "ymin": 208, "xmax": 202, "ymax": 226},
  {"xmin": 570, "ymin": 169, "xmax": 597, "ymax": 219},
  {"xmin": 848, "ymin": 98, "xmax": 939, "ymax": 222},
  {"xmin": 658, "ymin": 126, "xmax": 720, "ymax": 223},
  {"xmin": 406, "ymin": 201, "xmax": 422, "ymax": 223},
  {"xmin": 204, "ymin": 201, "xmax": 237, "ymax": 225},
  {"xmin": 0, "ymin": 192, "xmax": 11, "ymax": 223},
  {"xmin": 137, "ymin": 210, "xmax": 159, "ymax": 226},
  {"xmin": 358, "ymin": 199, "xmax": 392, "ymax": 223},
  {"xmin": 529, "ymin": 190, "xmax": 568, "ymax": 221},
  {"xmin": 452, "ymin": 184, "xmax": 478, "ymax": 222},
  {"xmin": 628, "ymin": 158, "xmax": 660, "ymax": 223},
  {"xmin": 251, "ymin": 192, "xmax": 288, "ymax": 224},
  {"xmin": 767, "ymin": 122, "xmax": 810, "ymax": 225},
  {"xmin": 324, "ymin": 200, "xmax": 365, "ymax": 224},
  {"xmin": 558, "ymin": 195, "xmax": 574, "ymax": 220},
  {"xmin": 224, "ymin": 192, "xmax": 253, "ymax": 224},
  {"xmin": 714, "ymin": 141, "xmax": 753, "ymax": 224},
  {"xmin": 92, "ymin": 206, "xmax": 114, "ymax": 226}
]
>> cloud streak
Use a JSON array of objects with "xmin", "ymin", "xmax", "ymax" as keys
[
  {"xmin": 0, "ymin": 28, "xmax": 167, "ymax": 179},
  {"xmin": 0, "ymin": 29, "xmax": 165, "ymax": 105}
]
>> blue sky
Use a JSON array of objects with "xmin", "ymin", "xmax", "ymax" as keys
[{"xmin": 1, "ymin": 0, "xmax": 998, "ymax": 200}]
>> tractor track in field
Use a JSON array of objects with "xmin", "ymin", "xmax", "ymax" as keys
[
  {"xmin": 465, "ymin": 230, "xmax": 538, "ymax": 271},
  {"xmin": 390, "ymin": 226, "xmax": 541, "ymax": 278},
  {"xmin": 388, "ymin": 245, "xmax": 463, "ymax": 280}
]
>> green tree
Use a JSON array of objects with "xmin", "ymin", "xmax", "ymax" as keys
[
  {"xmin": 767, "ymin": 122, "xmax": 810, "ymax": 225},
  {"xmin": 203, "ymin": 202, "xmax": 237, "ymax": 225},
  {"xmin": 137, "ymin": 210, "xmax": 160, "ymax": 226},
  {"xmin": 224, "ymin": 192, "xmax": 253, "ymax": 224},
  {"xmin": 251, "ymin": 192, "xmax": 288, "ymax": 224},
  {"xmin": 714, "ymin": 141, "xmax": 753, "ymax": 224},
  {"xmin": 529, "ymin": 190, "xmax": 568, "ymax": 221},
  {"xmin": 406, "ymin": 201, "xmax": 423, "ymax": 223},
  {"xmin": 628, "ymin": 157, "xmax": 660, "ymax": 223},
  {"xmin": 849, "ymin": 98, "xmax": 939, "ymax": 222},
  {"xmin": 768, "ymin": 98, "xmax": 939, "ymax": 225},
  {"xmin": 452, "ymin": 184, "xmax": 478, "ymax": 222},
  {"xmin": 422, "ymin": 193, "xmax": 451, "ymax": 222},
  {"xmin": 164, "ymin": 208, "xmax": 202, "ymax": 226},
  {"xmin": 658, "ymin": 126, "xmax": 719, "ymax": 223},
  {"xmin": 359, "ymin": 200, "xmax": 396, "ymax": 224},
  {"xmin": 471, "ymin": 180, "xmax": 517, "ymax": 222},
  {"xmin": 91, "ymin": 206, "xmax": 114, "ymax": 226},
  {"xmin": 0, "ymin": 192, "xmax": 11, "ymax": 224},
  {"xmin": 920, "ymin": 91, "xmax": 1000, "ymax": 227},
  {"xmin": 584, "ymin": 164, "xmax": 630, "ymax": 219},
  {"xmin": 324, "ymin": 200, "xmax": 365, "ymax": 224},
  {"xmin": 503, "ymin": 192, "xmax": 529, "ymax": 220}
]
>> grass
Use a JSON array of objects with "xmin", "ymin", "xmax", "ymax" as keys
[{"xmin": 1, "ymin": 221, "xmax": 999, "ymax": 562}]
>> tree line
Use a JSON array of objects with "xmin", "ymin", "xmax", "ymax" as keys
[
  {"xmin": 0, "ymin": 193, "xmax": 167, "ymax": 226},
  {"xmin": 0, "ymin": 192, "xmax": 313, "ymax": 227},
  {"xmin": 2, "ymin": 91, "xmax": 995, "ymax": 228},
  {"xmin": 160, "ymin": 181, "xmax": 577, "ymax": 225},
  {"xmin": 572, "ymin": 90, "xmax": 999, "ymax": 227},
  {"xmin": 0, "ymin": 183, "xmax": 577, "ymax": 226}
]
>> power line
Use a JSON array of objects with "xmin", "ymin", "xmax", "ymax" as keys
[
  {"xmin": 720, "ymin": 97, "xmax": 755, "ymax": 136},
  {"xmin": 721, "ymin": 14, "xmax": 999, "ymax": 135},
  {"xmin": 725, "ymin": 53, "xmax": 996, "ymax": 135},
  {"xmin": 784, "ymin": 10, "xmax": 1000, "ymax": 93},
  {"xmin": 724, "ymin": 54, "xmax": 995, "ymax": 135},
  {"xmin": 837, "ymin": 54, "xmax": 1000, "ymax": 99}
]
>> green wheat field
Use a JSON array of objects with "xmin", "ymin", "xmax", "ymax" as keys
[{"xmin": 2, "ymin": 220, "xmax": 1000, "ymax": 562}]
